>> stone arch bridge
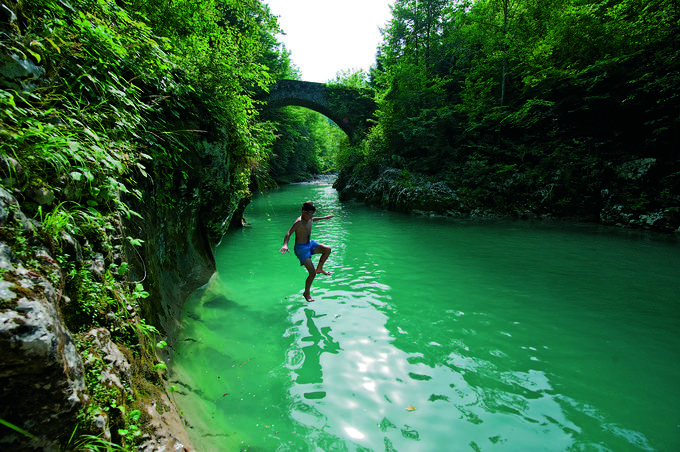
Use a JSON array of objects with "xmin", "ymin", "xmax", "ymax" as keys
[{"xmin": 260, "ymin": 79, "xmax": 377, "ymax": 144}]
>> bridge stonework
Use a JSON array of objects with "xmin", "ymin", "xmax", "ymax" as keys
[{"xmin": 261, "ymin": 79, "xmax": 377, "ymax": 144}]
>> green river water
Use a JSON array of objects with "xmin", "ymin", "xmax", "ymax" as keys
[{"xmin": 171, "ymin": 182, "xmax": 680, "ymax": 452}]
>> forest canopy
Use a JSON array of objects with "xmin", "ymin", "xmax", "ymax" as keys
[{"xmin": 334, "ymin": 0, "xmax": 679, "ymax": 228}]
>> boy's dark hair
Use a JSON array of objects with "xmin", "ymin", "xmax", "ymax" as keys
[{"xmin": 302, "ymin": 201, "xmax": 316, "ymax": 212}]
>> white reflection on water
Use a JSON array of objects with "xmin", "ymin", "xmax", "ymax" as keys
[{"xmin": 280, "ymin": 265, "xmax": 658, "ymax": 452}]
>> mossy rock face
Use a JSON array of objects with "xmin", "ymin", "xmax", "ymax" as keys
[
  {"xmin": 0, "ymin": 216, "xmax": 88, "ymax": 451},
  {"xmin": 0, "ymin": 182, "xmax": 198, "ymax": 450},
  {"xmin": 336, "ymin": 160, "xmax": 680, "ymax": 232},
  {"xmin": 338, "ymin": 167, "xmax": 462, "ymax": 215}
]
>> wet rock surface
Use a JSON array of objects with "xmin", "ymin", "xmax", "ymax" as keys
[{"xmin": 0, "ymin": 240, "xmax": 87, "ymax": 451}]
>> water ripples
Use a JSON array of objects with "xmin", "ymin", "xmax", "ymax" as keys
[{"xmin": 172, "ymin": 184, "xmax": 680, "ymax": 452}]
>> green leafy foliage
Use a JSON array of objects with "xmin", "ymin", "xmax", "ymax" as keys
[
  {"xmin": 344, "ymin": 0, "xmax": 680, "ymax": 224},
  {"xmin": 328, "ymin": 68, "xmax": 371, "ymax": 89}
]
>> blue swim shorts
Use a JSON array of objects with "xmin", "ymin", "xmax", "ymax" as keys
[{"xmin": 294, "ymin": 240, "xmax": 319, "ymax": 265}]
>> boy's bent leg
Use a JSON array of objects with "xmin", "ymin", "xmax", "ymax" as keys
[
  {"xmin": 302, "ymin": 259, "xmax": 316, "ymax": 302},
  {"xmin": 312, "ymin": 244, "xmax": 332, "ymax": 275}
]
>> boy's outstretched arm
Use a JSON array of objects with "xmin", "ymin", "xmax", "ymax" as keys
[
  {"xmin": 280, "ymin": 219, "xmax": 299, "ymax": 254},
  {"xmin": 313, "ymin": 214, "xmax": 335, "ymax": 222}
]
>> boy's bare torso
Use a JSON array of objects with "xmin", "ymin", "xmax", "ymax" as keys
[{"xmin": 292, "ymin": 216, "xmax": 313, "ymax": 244}]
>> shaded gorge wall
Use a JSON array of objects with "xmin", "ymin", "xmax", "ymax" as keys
[{"xmin": 0, "ymin": 2, "xmax": 254, "ymax": 447}]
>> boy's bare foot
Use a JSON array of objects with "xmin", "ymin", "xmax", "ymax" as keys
[
  {"xmin": 316, "ymin": 269, "xmax": 331, "ymax": 275},
  {"xmin": 303, "ymin": 292, "xmax": 314, "ymax": 302}
]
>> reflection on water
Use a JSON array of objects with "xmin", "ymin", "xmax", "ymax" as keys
[{"xmin": 171, "ymin": 184, "xmax": 680, "ymax": 452}]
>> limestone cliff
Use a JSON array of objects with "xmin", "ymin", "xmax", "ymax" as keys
[{"xmin": 0, "ymin": 137, "xmax": 244, "ymax": 450}]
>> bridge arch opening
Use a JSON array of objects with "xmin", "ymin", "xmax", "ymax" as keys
[
  {"xmin": 260, "ymin": 80, "xmax": 377, "ymax": 145},
  {"xmin": 265, "ymin": 98, "xmax": 352, "ymax": 142}
]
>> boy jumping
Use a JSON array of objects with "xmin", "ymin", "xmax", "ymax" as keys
[{"xmin": 280, "ymin": 201, "xmax": 334, "ymax": 302}]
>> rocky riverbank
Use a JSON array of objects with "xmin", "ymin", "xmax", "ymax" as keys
[{"xmin": 334, "ymin": 158, "xmax": 680, "ymax": 233}]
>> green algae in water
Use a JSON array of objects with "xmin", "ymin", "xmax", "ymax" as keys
[{"xmin": 172, "ymin": 184, "xmax": 680, "ymax": 452}]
